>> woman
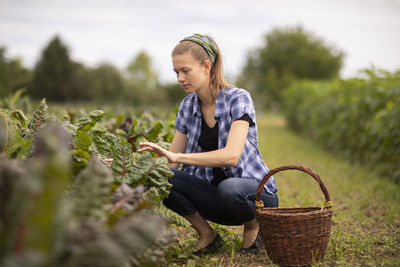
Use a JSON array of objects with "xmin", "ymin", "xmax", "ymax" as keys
[{"xmin": 138, "ymin": 33, "xmax": 278, "ymax": 255}]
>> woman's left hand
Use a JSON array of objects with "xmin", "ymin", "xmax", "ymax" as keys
[{"xmin": 138, "ymin": 142, "xmax": 179, "ymax": 163}]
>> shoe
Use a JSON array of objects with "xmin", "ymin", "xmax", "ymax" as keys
[
  {"xmin": 239, "ymin": 242, "xmax": 260, "ymax": 254},
  {"xmin": 239, "ymin": 232, "xmax": 264, "ymax": 255},
  {"xmin": 192, "ymin": 233, "xmax": 224, "ymax": 256},
  {"xmin": 253, "ymin": 231, "xmax": 264, "ymax": 249}
]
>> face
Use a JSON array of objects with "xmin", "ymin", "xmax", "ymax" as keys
[{"xmin": 172, "ymin": 52, "xmax": 211, "ymax": 94}]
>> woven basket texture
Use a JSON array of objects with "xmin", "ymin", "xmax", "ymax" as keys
[{"xmin": 255, "ymin": 165, "xmax": 333, "ymax": 266}]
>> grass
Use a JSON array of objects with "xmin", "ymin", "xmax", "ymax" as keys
[{"xmin": 163, "ymin": 113, "xmax": 400, "ymax": 266}]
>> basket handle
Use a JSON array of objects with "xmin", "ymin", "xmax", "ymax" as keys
[{"xmin": 255, "ymin": 165, "xmax": 332, "ymax": 209}]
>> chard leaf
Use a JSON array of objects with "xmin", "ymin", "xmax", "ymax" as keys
[
  {"xmin": 71, "ymin": 149, "xmax": 90, "ymax": 175},
  {"xmin": 27, "ymin": 98, "xmax": 49, "ymax": 134},
  {"xmin": 68, "ymin": 156, "xmax": 113, "ymax": 222},
  {"xmin": 127, "ymin": 134, "xmax": 148, "ymax": 152},
  {"xmin": 91, "ymin": 127, "xmax": 119, "ymax": 157},
  {"xmin": 155, "ymin": 205, "xmax": 190, "ymax": 227},
  {"xmin": 117, "ymin": 116, "xmax": 133, "ymax": 134},
  {"xmin": 111, "ymin": 142, "xmax": 136, "ymax": 183},
  {"xmin": 111, "ymin": 214, "xmax": 165, "ymax": 260},
  {"xmin": 1, "ymin": 110, "xmax": 33, "ymax": 158},
  {"xmin": 144, "ymin": 157, "xmax": 173, "ymax": 201},
  {"xmin": 147, "ymin": 121, "xmax": 163, "ymax": 141},
  {"xmin": 112, "ymin": 151, "xmax": 173, "ymax": 201},
  {"xmin": 23, "ymin": 124, "xmax": 71, "ymax": 255},
  {"xmin": 74, "ymin": 110, "xmax": 105, "ymax": 131},
  {"xmin": 74, "ymin": 130, "xmax": 91, "ymax": 151},
  {"xmin": 0, "ymin": 154, "xmax": 29, "ymax": 255},
  {"xmin": 129, "ymin": 119, "xmax": 138, "ymax": 136},
  {"xmin": 110, "ymin": 183, "xmax": 144, "ymax": 213},
  {"xmin": 11, "ymin": 109, "xmax": 28, "ymax": 128},
  {"xmin": 129, "ymin": 223, "xmax": 177, "ymax": 267}
]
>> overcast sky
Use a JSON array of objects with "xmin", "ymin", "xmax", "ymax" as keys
[{"xmin": 1, "ymin": 0, "xmax": 399, "ymax": 82}]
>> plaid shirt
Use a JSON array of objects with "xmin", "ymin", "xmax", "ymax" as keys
[{"xmin": 175, "ymin": 87, "xmax": 277, "ymax": 194}]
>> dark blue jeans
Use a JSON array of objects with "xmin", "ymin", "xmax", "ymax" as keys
[{"xmin": 163, "ymin": 168, "xmax": 278, "ymax": 226}]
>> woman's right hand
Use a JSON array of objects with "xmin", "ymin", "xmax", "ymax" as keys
[{"xmin": 138, "ymin": 142, "xmax": 180, "ymax": 163}]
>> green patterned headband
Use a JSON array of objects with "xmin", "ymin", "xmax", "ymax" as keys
[{"xmin": 181, "ymin": 33, "xmax": 218, "ymax": 64}]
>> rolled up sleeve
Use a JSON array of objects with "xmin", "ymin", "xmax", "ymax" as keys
[{"xmin": 230, "ymin": 92, "xmax": 256, "ymax": 126}]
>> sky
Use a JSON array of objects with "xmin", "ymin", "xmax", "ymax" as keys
[{"xmin": 1, "ymin": 0, "xmax": 399, "ymax": 83}]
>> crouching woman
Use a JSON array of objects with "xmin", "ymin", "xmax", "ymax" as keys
[{"xmin": 138, "ymin": 33, "xmax": 278, "ymax": 255}]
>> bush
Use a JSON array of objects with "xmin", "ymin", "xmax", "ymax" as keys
[{"xmin": 283, "ymin": 69, "xmax": 400, "ymax": 183}]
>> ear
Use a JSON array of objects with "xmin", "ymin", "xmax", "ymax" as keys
[{"xmin": 204, "ymin": 60, "xmax": 212, "ymax": 74}]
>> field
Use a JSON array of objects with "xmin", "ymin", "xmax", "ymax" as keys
[
  {"xmin": 164, "ymin": 114, "xmax": 400, "ymax": 267},
  {"xmin": 1, "ymin": 100, "xmax": 399, "ymax": 266}
]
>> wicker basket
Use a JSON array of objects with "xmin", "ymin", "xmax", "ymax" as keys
[{"xmin": 255, "ymin": 165, "xmax": 333, "ymax": 267}]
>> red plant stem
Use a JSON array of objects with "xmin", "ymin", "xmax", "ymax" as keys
[
  {"xmin": 36, "ymin": 112, "xmax": 43, "ymax": 129},
  {"xmin": 111, "ymin": 194, "xmax": 132, "ymax": 214},
  {"xmin": 14, "ymin": 223, "xmax": 27, "ymax": 253},
  {"xmin": 122, "ymin": 154, "xmax": 126, "ymax": 177},
  {"xmin": 14, "ymin": 194, "xmax": 37, "ymax": 253}
]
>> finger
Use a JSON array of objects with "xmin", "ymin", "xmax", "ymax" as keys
[
  {"xmin": 137, "ymin": 147, "xmax": 153, "ymax": 152},
  {"xmin": 139, "ymin": 142, "xmax": 154, "ymax": 146}
]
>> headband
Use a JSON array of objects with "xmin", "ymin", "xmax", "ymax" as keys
[{"xmin": 181, "ymin": 33, "xmax": 218, "ymax": 64}]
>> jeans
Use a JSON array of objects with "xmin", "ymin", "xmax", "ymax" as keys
[{"xmin": 163, "ymin": 168, "xmax": 279, "ymax": 226}]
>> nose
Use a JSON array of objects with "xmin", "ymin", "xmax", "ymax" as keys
[{"xmin": 177, "ymin": 72, "xmax": 184, "ymax": 83}]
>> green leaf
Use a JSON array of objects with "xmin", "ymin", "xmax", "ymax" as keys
[
  {"xmin": 111, "ymin": 146, "xmax": 173, "ymax": 202},
  {"xmin": 74, "ymin": 130, "xmax": 92, "ymax": 151},
  {"xmin": 24, "ymin": 124, "xmax": 72, "ymax": 255},
  {"xmin": 1, "ymin": 109, "xmax": 33, "ymax": 158},
  {"xmin": 129, "ymin": 119, "xmax": 138, "ymax": 136},
  {"xmin": 155, "ymin": 205, "xmax": 190, "ymax": 227},
  {"xmin": 68, "ymin": 156, "xmax": 113, "ymax": 222},
  {"xmin": 127, "ymin": 134, "xmax": 148, "ymax": 152},
  {"xmin": 91, "ymin": 127, "xmax": 119, "ymax": 157},
  {"xmin": 147, "ymin": 121, "xmax": 163, "ymax": 141},
  {"xmin": 112, "ymin": 213, "xmax": 171, "ymax": 267},
  {"xmin": 27, "ymin": 98, "xmax": 49, "ymax": 134},
  {"xmin": 71, "ymin": 149, "xmax": 90, "ymax": 159},
  {"xmin": 74, "ymin": 110, "xmax": 105, "ymax": 131},
  {"xmin": 11, "ymin": 109, "xmax": 28, "ymax": 128},
  {"xmin": 140, "ymin": 156, "xmax": 173, "ymax": 201},
  {"xmin": 0, "ymin": 154, "xmax": 29, "ymax": 256},
  {"xmin": 110, "ymin": 183, "xmax": 144, "ymax": 213},
  {"xmin": 111, "ymin": 142, "xmax": 137, "ymax": 183}
]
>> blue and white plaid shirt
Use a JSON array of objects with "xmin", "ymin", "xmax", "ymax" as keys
[{"xmin": 175, "ymin": 87, "xmax": 277, "ymax": 194}]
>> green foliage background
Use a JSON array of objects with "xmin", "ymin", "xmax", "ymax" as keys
[
  {"xmin": 1, "ymin": 35, "xmax": 185, "ymax": 107},
  {"xmin": 283, "ymin": 69, "xmax": 400, "ymax": 183},
  {"xmin": 237, "ymin": 26, "xmax": 344, "ymax": 109}
]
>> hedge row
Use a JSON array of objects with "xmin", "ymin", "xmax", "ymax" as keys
[{"xmin": 283, "ymin": 69, "xmax": 400, "ymax": 183}]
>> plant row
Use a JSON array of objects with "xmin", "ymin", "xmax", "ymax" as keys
[
  {"xmin": 283, "ymin": 69, "xmax": 400, "ymax": 183},
  {"xmin": 0, "ymin": 98, "xmax": 178, "ymax": 266}
]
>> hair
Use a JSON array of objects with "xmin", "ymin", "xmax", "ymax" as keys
[{"xmin": 172, "ymin": 37, "xmax": 234, "ymax": 102}]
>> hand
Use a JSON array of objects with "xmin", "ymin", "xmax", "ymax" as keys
[
  {"xmin": 103, "ymin": 158, "xmax": 113, "ymax": 163},
  {"xmin": 138, "ymin": 142, "xmax": 179, "ymax": 163}
]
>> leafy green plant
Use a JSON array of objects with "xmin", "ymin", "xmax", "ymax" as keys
[
  {"xmin": 0, "ymin": 98, "xmax": 177, "ymax": 266},
  {"xmin": 283, "ymin": 68, "xmax": 400, "ymax": 183}
]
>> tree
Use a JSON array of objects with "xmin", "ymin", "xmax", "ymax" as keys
[
  {"xmin": 161, "ymin": 82, "xmax": 187, "ymax": 107},
  {"xmin": 237, "ymin": 26, "xmax": 344, "ymax": 109},
  {"xmin": 30, "ymin": 35, "xmax": 81, "ymax": 101},
  {"xmin": 87, "ymin": 63, "xmax": 125, "ymax": 102},
  {"xmin": 126, "ymin": 51, "xmax": 158, "ymax": 91},
  {"xmin": 0, "ymin": 47, "xmax": 31, "ymax": 98},
  {"xmin": 124, "ymin": 51, "xmax": 164, "ymax": 105}
]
